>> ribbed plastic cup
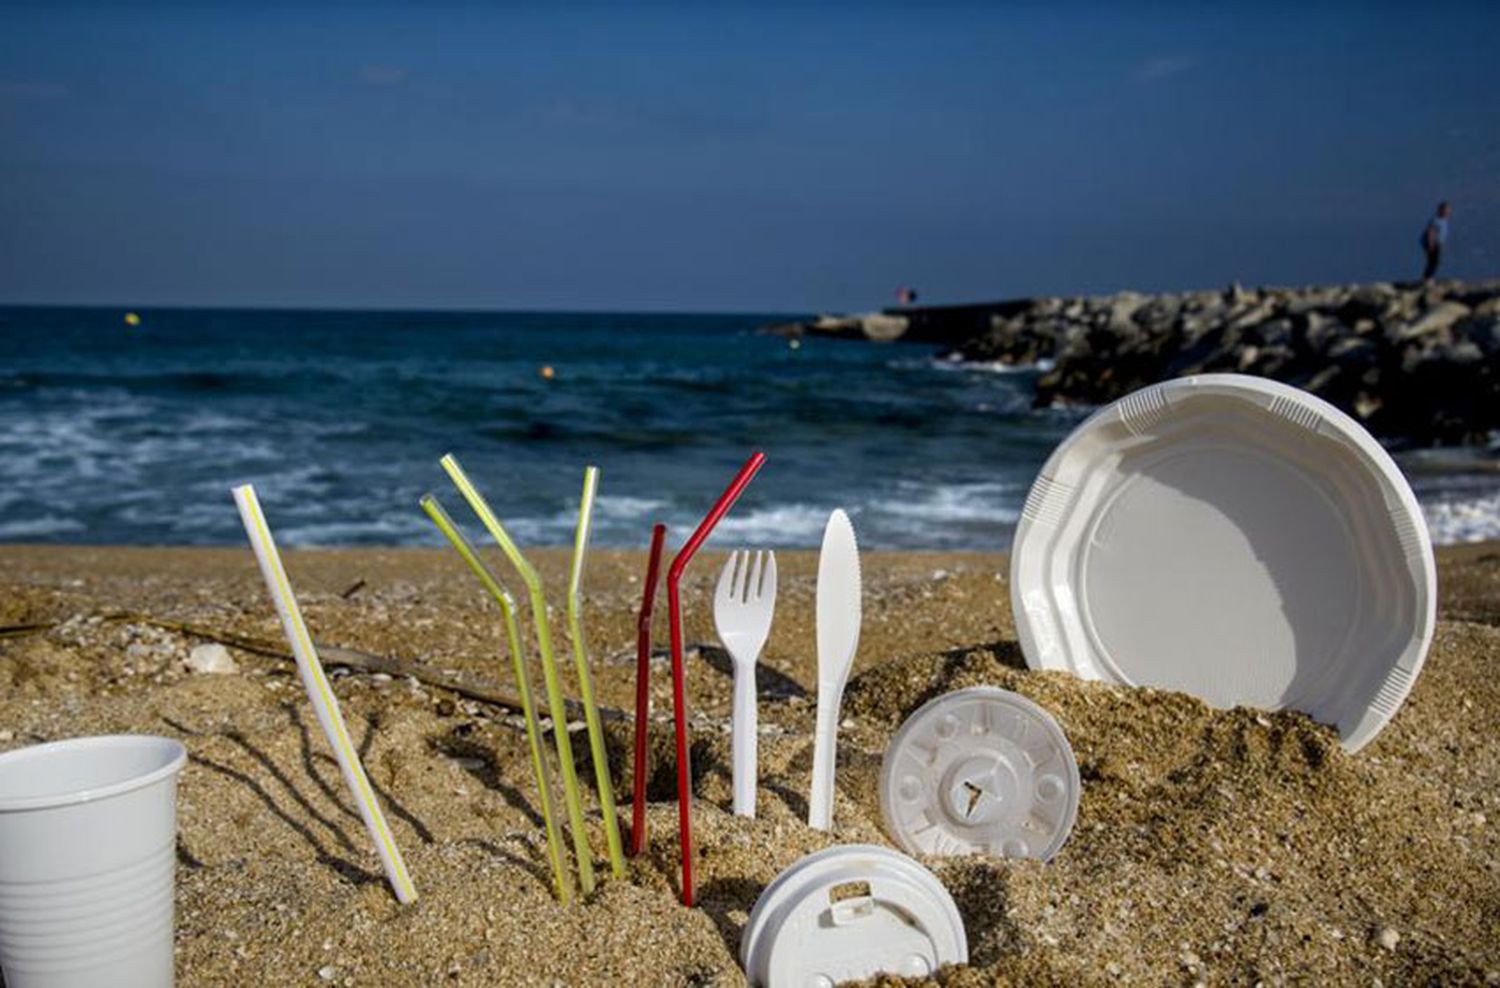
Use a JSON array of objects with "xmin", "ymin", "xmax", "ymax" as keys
[{"xmin": 0, "ymin": 735, "xmax": 188, "ymax": 988}]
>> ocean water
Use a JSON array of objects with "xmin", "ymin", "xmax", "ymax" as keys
[{"xmin": 1, "ymin": 307, "xmax": 1495, "ymax": 549}]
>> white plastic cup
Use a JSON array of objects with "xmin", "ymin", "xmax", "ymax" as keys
[{"xmin": 0, "ymin": 735, "xmax": 188, "ymax": 988}]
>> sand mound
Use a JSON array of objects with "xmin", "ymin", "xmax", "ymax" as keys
[{"xmin": 0, "ymin": 546, "xmax": 1495, "ymax": 985}]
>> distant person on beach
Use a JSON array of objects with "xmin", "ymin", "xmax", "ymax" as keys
[
  {"xmin": 896, "ymin": 286, "xmax": 919, "ymax": 305},
  {"xmin": 1420, "ymin": 201, "xmax": 1452, "ymax": 282}
]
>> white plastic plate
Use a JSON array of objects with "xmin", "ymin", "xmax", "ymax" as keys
[
  {"xmin": 881, "ymin": 687, "xmax": 1080, "ymax": 861},
  {"xmin": 1011, "ymin": 374, "xmax": 1436, "ymax": 752},
  {"xmin": 740, "ymin": 844, "xmax": 967, "ymax": 987}
]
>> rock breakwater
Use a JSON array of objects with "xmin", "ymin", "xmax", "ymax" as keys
[{"xmin": 770, "ymin": 280, "xmax": 1500, "ymax": 446}]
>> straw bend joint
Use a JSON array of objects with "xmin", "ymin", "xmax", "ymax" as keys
[
  {"xmin": 439, "ymin": 454, "xmax": 598, "ymax": 895},
  {"xmin": 664, "ymin": 451, "xmax": 766, "ymax": 907}
]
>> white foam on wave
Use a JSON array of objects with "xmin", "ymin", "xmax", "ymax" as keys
[
  {"xmin": 500, "ymin": 514, "xmax": 574, "ymax": 545},
  {"xmin": 248, "ymin": 464, "xmax": 339, "ymax": 502},
  {"xmin": 277, "ymin": 514, "xmax": 433, "ymax": 546},
  {"xmin": 594, "ymin": 495, "xmax": 669, "ymax": 519},
  {"xmin": 473, "ymin": 482, "xmax": 1031, "ymax": 550},
  {"xmin": 178, "ymin": 410, "xmax": 259, "ymax": 434},
  {"xmin": 0, "ymin": 389, "xmax": 278, "ymax": 501},
  {"xmin": 709, "ymin": 503, "xmax": 833, "ymax": 547},
  {"xmin": 0, "ymin": 403, "xmax": 122, "ymax": 483},
  {"xmin": 0, "ymin": 515, "xmax": 86, "ymax": 538},
  {"xmin": 871, "ymin": 481, "xmax": 1022, "ymax": 523},
  {"xmin": 906, "ymin": 356, "xmax": 1055, "ymax": 376},
  {"xmin": 855, "ymin": 481, "xmax": 1022, "ymax": 548},
  {"xmin": 476, "ymin": 495, "xmax": 673, "ymax": 546},
  {"xmin": 1423, "ymin": 489, "xmax": 1500, "ymax": 545}
]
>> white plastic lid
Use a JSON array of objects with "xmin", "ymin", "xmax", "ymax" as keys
[
  {"xmin": 740, "ymin": 844, "xmax": 967, "ymax": 987},
  {"xmin": 880, "ymin": 687, "xmax": 1080, "ymax": 862}
]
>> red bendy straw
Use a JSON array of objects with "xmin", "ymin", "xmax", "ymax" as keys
[
  {"xmin": 630, "ymin": 522, "xmax": 667, "ymax": 857},
  {"xmin": 667, "ymin": 451, "xmax": 766, "ymax": 906}
]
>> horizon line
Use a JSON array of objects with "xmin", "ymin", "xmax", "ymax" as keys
[
  {"xmin": 1, "ymin": 274, "xmax": 1491, "ymax": 318},
  {"xmin": 0, "ymin": 299, "xmax": 811, "ymax": 319}
]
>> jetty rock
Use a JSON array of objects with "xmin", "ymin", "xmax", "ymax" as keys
[{"xmin": 767, "ymin": 280, "xmax": 1500, "ymax": 447}]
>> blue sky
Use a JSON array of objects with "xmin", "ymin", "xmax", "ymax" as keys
[{"xmin": 1, "ymin": 3, "xmax": 1496, "ymax": 311}]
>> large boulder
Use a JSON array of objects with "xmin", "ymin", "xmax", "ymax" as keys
[
  {"xmin": 1285, "ymin": 286, "xmax": 1346, "ymax": 314},
  {"xmin": 1225, "ymin": 299, "xmax": 1279, "ymax": 333},
  {"xmin": 1395, "ymin": 301, "xmax": 1472, "ymax": 341},
  {"xmin": 957, "ymin": 314, "xmax": 1055, "ymax": 364},
  {"xmin": 1340, "ymin": 283, "xmax": 1397, "ymax": 321},
  {"xmin": 860, "ymin": 314, "xmax": 910, "ymax": 341},
  {"xmin": 1326, "ymin": 335, "xmax": 1379, "ymax": 368},
  {"xmin": 1299, "ymin": 311, "xmax": 1344, "ymax": 355},
  {"xmin": 1105, "ymin": 291, "xmax": 1147, "ymax": 332},
  {"xmin": 1251, "ymin": 316, "xmax": 1296, "ymax": 349}
]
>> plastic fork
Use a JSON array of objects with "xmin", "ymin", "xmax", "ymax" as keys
[{"xmin": 713, "ymin": 549, "xmax": 778, "ymax": 818}]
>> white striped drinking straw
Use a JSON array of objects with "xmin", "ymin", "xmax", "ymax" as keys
[{"xmin": 233, "ymin": 484, "xmax": 418, "ymax": 905}]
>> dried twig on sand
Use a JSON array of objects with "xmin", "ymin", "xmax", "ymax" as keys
[{"xmin": 0, "ymin": 613, "xmax": 626, "ymax": 723}]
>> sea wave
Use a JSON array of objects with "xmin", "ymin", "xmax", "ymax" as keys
[
  {"xmin": 954, "ymin": 358, "xmax": 1054, "ymax": 376},
  {"xmin": 710, "ymin": 503, "xmax": 832, "ymax": 546},
  {"xmin": 1423, "ymin": 490, "xmax": 1500, "ymax": 545},
  {"xmin": 276, "ymin": 514, "xmax": 435, "ymax": 546},
  {"xmin": 6, "ymin": 368, "xmax": 352, "ymax": 395},
  {"xmin": 871, "ymin": 481, "xmax": 1023, "ymax": 523},
  {"xmin": 5, "ymin": 307, "xmax": 1496, "ymax": 551},
  {"xmin": 0, "ymin": 515, "xmax": 86, "ymax": 538},
  {"xmin": 391, "ymin": 483, "xmax": 1031, "ymax": 551},
  {"xmin": 594, "ymin": 495, "xmax": 670, "ymax": 519}
]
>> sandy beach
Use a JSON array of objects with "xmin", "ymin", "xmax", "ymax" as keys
[{"xmin": 1, "ymin": 543, "xmax": 1496, "ymax": 986}]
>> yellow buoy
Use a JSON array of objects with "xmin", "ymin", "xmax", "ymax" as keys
[
  {"xmin": 124, "ymin": 312, "xmax": 141, "ymax": 327},
  {"xmin": 539, "ymin": 365, "xmax": 555, "ymax": 380}
]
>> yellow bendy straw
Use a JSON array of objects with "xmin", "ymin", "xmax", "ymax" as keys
[
  {"xmin": 439, "ymin": 454, "xmax": 597, "ymax": 894},
  {"xmin": 419, "ymin": 494, "xmax": 573, "ymax": 904},
  {"xmin": 567, "ymin": 466, "xmax": 625, "ymax": 877},
  {"xmin": 232, "ymin": 484, "xmax": 418, "ymax": 905}
]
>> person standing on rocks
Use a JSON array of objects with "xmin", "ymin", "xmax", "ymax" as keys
[{"xmin": 1420, "ymin": 201, "xmax": 1452, "ymax": 282}]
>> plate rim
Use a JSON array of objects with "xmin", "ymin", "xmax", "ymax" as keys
[{"xmin": 1009, "ymin": 373, "xmax": 1437, "ymax": 752}]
